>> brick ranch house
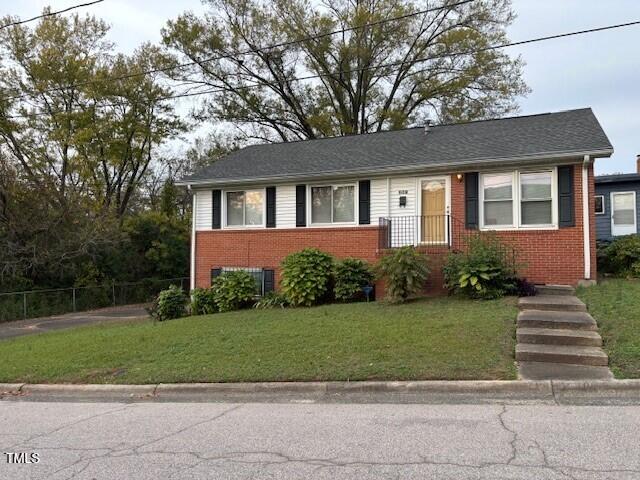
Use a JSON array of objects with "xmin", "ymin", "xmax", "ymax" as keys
[{"xmin": 177, "ymin": 108, "xmax": 613, "ymax": 296}]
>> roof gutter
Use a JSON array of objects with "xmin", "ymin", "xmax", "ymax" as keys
[{"xmin": 176, "ymin": 148, "xmax": 614, "ymax": 188}]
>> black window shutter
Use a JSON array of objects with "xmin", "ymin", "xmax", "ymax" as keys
[
  {"xmin": 266, "ymin": 187, "xmax": 276, "ymax": 228},
  {"xmin": 211, "ymin": 268, "xmax": 222, "ymax": 285},
  {"xmin": 359, "ymin": 180, "xmax": 371, "ymax": 225},
  {"xmin": 212, "ymin": 189, "xmax": 222, "ymax": 229},
  {"xmin": 465, "ymin": 173, "xmax": 479, "ymax": 230},
  {"xmin": 558, "ymin": 165, "xmax": 575, "ymax": 227},
  {"xmin": 263, "ymin": 269, "xmax": 275, "ymax": 294},
  {"xmin": 296, "ymin": 185, "xmax": 306, "ymax": 227}
]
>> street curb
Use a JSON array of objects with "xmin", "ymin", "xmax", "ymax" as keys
[
  {"xmin": 0, "ymin": 383, "xmax": 25, "ymax": 395},
  {"xmin": 19, "ymin": 384, "xmax": 156, "ymax": 400},
  {"xmin": 2, "ymin": 380, "xmax": 639, "ymax": 404}
]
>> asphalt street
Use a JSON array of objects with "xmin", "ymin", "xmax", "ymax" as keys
[{"xmin": 1, "ymin": 400, "xmax": 639, "ymax": 479}]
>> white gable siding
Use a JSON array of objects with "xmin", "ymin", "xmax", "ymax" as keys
[
  {"xmin": 276, "ymin": 185, "xmax": 297, "ymax": 228},
  {"xmin": 195, "ymin": 190, "xmax": 212, "ymax": 230},
  {"xmin": 370, "ymin": 178, "xmax": 388, "ymax": 225}
]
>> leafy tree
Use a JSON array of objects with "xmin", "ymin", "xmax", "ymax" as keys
[
  {"xmin": 0, "ymin": 11, "xmax": 186, "ymax": 289},
  {"xmin": 162, "ymin": 0, "xmax": 527, "ymax": 142}
]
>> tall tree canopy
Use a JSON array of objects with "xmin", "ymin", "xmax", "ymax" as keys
[
  {"xmin": 162, "ymin": 0, "xmax": 528, "ymax": 142},
  {"xmin": 0, "ymin": 11, "xmax": 187, "ymax": 288}
]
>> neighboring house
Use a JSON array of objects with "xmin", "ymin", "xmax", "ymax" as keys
[
  {"xmin": 594, "ymin": 156, "xmax": 640, "ymax": 241},
  {"xmin": 177, "ymin": 108, "xmax": 613, "ymax": 294}
]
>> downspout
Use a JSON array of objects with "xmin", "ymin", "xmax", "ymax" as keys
[
  {"xmin": 582, "ymin": 155, "xmax": 591, "ymax": 280},
  {"xmin": 189, "ymin": 185, "xmax": 196, "ymax": 291}
]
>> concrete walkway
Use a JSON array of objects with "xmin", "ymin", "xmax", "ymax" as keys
[
  {"xmin": 0, "ymin": 304, "xmax": 149, "ymax": 340},
  {"xmin": 516, "ymin": 286, "xmax": 613, "ymax": 380}
]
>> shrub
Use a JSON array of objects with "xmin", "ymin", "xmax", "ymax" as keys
[
  {"xmin": 190, "ymin": 287, "xmax": 218, "ymax": 315},
  {"xmin": 511, "ymin": 277, "xmax": 537, "ymax": 297},
  {"xmin": 150, "ymin": 284, "xmax": 187, "ymax": 321},
  {"xmin": 375, "ymin": 246, "xmax": 430, "ymax": 303},
  {"xmin": 212, "ymin": 270, "xmax": 257, "ymax": 312},
  {"xmin": 598, "ymin": 235, "xmax": 640, "ymax": 277},
  {"xmin": 333, "ymin": 258, "xmax": 375, "ymax": 302},
  {"xmin": 254, "ymin": 291, "xmax": 289, "ymax": 309},
  {"xmin": 443, "ymin": 234, "xmax": 518, "ymax": 299},
  {"xmin": 280, "ymin": 248, "xmax": 334, "ymax": 306}
]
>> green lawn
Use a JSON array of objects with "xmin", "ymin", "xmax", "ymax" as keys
[
  {"xmin": 0, "ymin": 297, "xmax": 517, "ymax": 384},
  {"xmin": 578, "ymin": 279, "xmax": 640, "ymax": 379}
]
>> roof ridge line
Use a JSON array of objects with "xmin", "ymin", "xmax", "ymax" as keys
[{"xmin": 238, "ymin": 107, "xmax": 594, "ymax": 150}]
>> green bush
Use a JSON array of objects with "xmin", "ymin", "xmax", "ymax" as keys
[
  {"xmin": 254, "ymin": 291, "xmax": 289, "ymax": 309},
  {"xmin": 598, "ymin": 235, "xmax": 640, "ymax": 277},
  {"xmin": 280, "ymin": 248, "xmax": 334, "ymax": 306},
  {"xmin": 443, "ymin": 234, "xmax": 517, "ymax": 299},
  {"xmin": 190, "ymin": 287, "xmax": 218, "ymax": 315},
  {"xmin": 212, "ymin": 270, "xmax": 257, "ymax": 312},
  {"xmin": 150, "ymin": 284, "xmax": 187, "ymax": 321},
  {"xmin": 333, "ymin": 258, "xmax": 374, "ymax": 302},
  {"xmin": 375, "ymin": 246, "xmax": 430, "ymax": 303}
]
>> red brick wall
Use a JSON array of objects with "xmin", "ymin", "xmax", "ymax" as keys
[
  {"xmin": 450, "ymin": 163, "xmax": 596, "ymax": 286},
  {"xmin": 194, "ymin": 227, "xmax": 380, "ymax": 289},
  {"xmin": 193, "ymin": 163, "xmax": 596, "ymax": 292}
]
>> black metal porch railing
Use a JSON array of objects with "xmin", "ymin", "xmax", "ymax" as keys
[
  {"xmin": 378, "ymin": 215, "xmax": 452, "ymax": 249},
  {"xmin": 378, "ymin": 215, "xmax": 520, "ymax": 274}
]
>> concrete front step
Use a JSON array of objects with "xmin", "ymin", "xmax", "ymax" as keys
[
  {"xmin": 517, "ymin": 361, "xmax": 614, "ymax": 380},
  {"xmin": 518, "ymin": 295, "xmax": 586, "ymax": 312},
  {"xmin": 517, "ymin": 327, "xmax": 602, "ymax": 347},
  {"xmin": 515, "ymin": 344, "xmax": 608, "ymax": 366},
  {"xmin": 517, "ymin": 310, "xmax": 597, "ymax": 331},
  {"xmin": 535, "ymin": 285, "xmax": 576, "ymax": 296}
]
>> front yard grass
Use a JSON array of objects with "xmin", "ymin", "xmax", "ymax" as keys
[
  {"xmin": 0, "ymin": 296, "xmax": 517, "ymax": 384},
  {"xmin": 578, "ymin": 279, "xmax": 640, "ymax": 379}
]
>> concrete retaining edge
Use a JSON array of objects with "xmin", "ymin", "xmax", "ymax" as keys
[{"xmin": 1, "ymin": 379, "xmax": 639, "ymax": 403}]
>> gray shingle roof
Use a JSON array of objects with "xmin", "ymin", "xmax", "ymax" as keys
[
  {"xmin": 179, "ymin": 108, "xmax": 612, "ymax": 186},
  {"xmin": 595, "ymin": 173, "xmax": 640, "ymax": 184}
]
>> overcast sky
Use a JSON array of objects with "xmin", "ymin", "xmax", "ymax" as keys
[{"xmin": 6, "ymin": 0, "xmax": 640, "ymax": 174}]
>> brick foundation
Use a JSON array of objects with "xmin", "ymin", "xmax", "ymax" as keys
[{"xmin": 194, "ymin": 226, "xmax": 380, "ymax": 289}]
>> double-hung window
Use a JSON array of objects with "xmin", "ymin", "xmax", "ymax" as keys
[
  {"xmin": 310, "ymin": 185, "xmax": 355, "ymax": 224},
  {"xmin": 482, "ymin": 173, "xmax": 514, "ymax": 226},
  {"xmin": 226, "ymin": 189, "xmax": 264, "ymax": 227},
  {"xmin": 480, "ymin": 169, "xmax": 556, "ymax": 229},
  {"xmin": 519, "ymin": 171, "xmax": 553, "ymax": 226}
]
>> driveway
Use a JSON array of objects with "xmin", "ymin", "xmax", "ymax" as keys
[{"xmin": 0, "ymin": 305, "xmax": 149, "ymax": 340}]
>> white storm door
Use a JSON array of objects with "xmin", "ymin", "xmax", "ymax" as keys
[{"xmin": 611, "ymin": 192, "xmax": 637, "ymax": 236}]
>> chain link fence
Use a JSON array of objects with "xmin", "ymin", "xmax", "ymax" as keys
[{"xmin": 0, "ymin": 277, "xmax": 189, "ymax": 323}]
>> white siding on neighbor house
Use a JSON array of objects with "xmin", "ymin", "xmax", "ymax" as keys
[
  {"xmin": 276, "ymin": 184, "xmax": 297, "ymax": 228},
  {"xmin": 370, "ymin": 178, "xmax": 389, "ymax": 225},
  {"xmin": 195, "ymin": 190, "xmax": 212, "ymax": 230}
]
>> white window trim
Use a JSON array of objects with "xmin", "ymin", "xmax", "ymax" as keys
[
  {"xmin": 307, "ymin": 183, "xmax": 358, "ymax": 226},
  {"xmin": 594, "ymin": 195, "xmax": 605, "ymax": 215},
  {"xmin": 222, "ymin": 188, "xmax": 267, "ymax": 229},
  {"xmin": 479, "ymin": 168, "xmax": 558, "ymax": 231},
  {"xmin": 480, "ymin": 171, "xmax": 517, "ymax": 230},
  {"xmin": 610, "ymin": 191, "xmax": 637, "ymax": 236}
]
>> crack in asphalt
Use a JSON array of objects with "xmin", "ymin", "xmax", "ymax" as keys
[{"xmin": 5, "ymin": 403, "xmax": 640, "ymax": 479}]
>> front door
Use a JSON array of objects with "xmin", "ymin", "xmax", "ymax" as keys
[
  {"xmin": 421, "ymin": 178, "xmax": 447, "ymax": 244},
  {"xmin": 611, "ymin": 191, "xmax": 637, "ymax": 236}
]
